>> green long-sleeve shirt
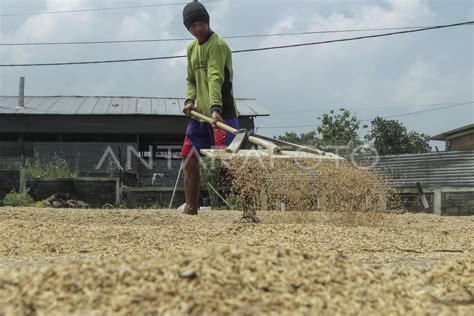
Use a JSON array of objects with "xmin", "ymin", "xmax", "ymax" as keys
[{"xmin": 185, "ymin": 32, "xmax": 237, "ymax": 120}]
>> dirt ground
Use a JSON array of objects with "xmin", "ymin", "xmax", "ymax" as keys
[{"xmin": 0, "ymin": 207, "xmax": 472, "ymax": 315}]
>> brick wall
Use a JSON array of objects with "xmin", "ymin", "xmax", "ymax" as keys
[
  {"xmin": 442, "ymin": 192, "xmax": 474, "ymax": 216},
  {"xmin": 448, "ymin": 132, "xmax": 474, "ymax": 151},
  {"xmin": 399, "ymin": 192, "xmax": 434, "ymax": 213},
  {"xmin": 398, "ymin": 189, "xmax": 474, "ymax": 216}
]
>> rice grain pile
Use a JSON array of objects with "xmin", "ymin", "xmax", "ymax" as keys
[
  {"xmin": 0, "ymin": 208, "xmax": 472, "ymax": 315},
  {"xmin": 1, "ymin": 246, "xmax": 473, "ymax": 315},
  {"xmin": 211, "ymin": 154, "xmax": 398, "ymax": 219}
]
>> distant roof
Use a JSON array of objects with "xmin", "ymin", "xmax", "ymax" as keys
[
  {"xmin": 430, "ymin": 123, "xmax": 474, "ymax": 140},
  {"xmin": 0, "ymin": 96, "xmax": 269, "ymax": 117}
]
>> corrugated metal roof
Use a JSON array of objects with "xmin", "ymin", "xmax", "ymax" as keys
[
  {"xmin": 368, "ymin": 150, "xmax": 474, "ymax": 188},
  {"xmin": 430, "ymin": 123, "xmax": 474, "ymax": 140},
  {"xmin": 0, "ymin": 96, "xmax": 270, "ymax": 117}
]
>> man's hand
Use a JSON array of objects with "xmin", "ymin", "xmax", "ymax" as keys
[
  {"xmin": 211, "ymin": 110, "xmax": 224, "ymax": 129},
  {"xmin": 183, "ymin": 101, "xmax": 195, "ymax": 117}
]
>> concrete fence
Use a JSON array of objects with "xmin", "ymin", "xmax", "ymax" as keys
[
  {"xmin": 398, "ymin": 187, "xmax": 474, "ymax": 216},
  {"xmin": 0, "ymin": 168, "xmax": 120, "ymax": 207},
  {"xmin": 0, "ymin": 168, "xmax": 25, "ymax": 200},
  {"xmin": 2, "ymin": 165, "xmax": 472, "ymax": 214},
  {"xmin": 26, "ymin": 177, "xmax": 120, "ymax": 208},
  {"xmin": 367, "ymin": 150, "xmax": 474, "ymax": 216}
]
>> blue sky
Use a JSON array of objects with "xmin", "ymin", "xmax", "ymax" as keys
[{"xmin": 0, "ymin": 0, "xmax": 473, "ymax": 145}]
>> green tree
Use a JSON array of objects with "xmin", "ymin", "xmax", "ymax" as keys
[
  {"xmin": 366, "ymin": 117, "xmax": 431, "ymax": 155},
  {"xmin": 316, "ymin": 109, "xmax": 367, "ymax": 153},
  {"xmin": 276, "ymin": 131, "xmax": 319, "ymax": 146}
]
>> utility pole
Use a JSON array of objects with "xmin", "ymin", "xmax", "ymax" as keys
[{"xmin": 18, "ymin": 77, "xmax": 25, "ymax": 108}]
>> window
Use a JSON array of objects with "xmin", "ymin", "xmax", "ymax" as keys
[
  {"xmin": 138, "ymin": 134, "xmax": 184, "ymax": 159},
  {"xmin": 62, "ymin": 134, "xmax": 136, "ymax": 143},
  {"xmin": 23, "ymin": 133, "xmax": 60, "ymax": 142},
  {"xmin": 0, "ymin": 133, "xmax": 19, "ymax": 141}
]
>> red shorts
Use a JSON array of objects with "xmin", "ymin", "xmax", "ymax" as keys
[{"xmin": 180, "ymin": 117, "xmax": 239, "ymax": 158}]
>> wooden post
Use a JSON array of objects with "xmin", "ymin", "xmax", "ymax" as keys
[
  {"xmin": 433, "ymin": 189, "xmax": 442, "ymax": 215},
  {"xmin": 115, "ymin": 177, "xmax": 121, "ymax": 205},
  {"xmin": 416, "ymin": 182, "xmax": 430, "ymax": 210},
  {"xmin": 19, "ymin": 167, "xmax": 25, "ymax": 193}
]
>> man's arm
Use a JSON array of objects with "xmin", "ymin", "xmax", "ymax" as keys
[
  {"xmin": 207, "ymin": 43, "xmax": 227, "ymax": 114},
  {"xmin": 184, "ymin": 46, "xmax": 197, "ymax": 117},
  {"xmin": 185, "ymin": 50, "xmax": 197, "ymax": 106}
]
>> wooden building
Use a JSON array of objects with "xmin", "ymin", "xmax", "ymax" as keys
[
  {"xmin": 0, "ymin": 96, "xmax": 269, "ymax": 186},
  {"xmin": 430, "ymin": 123, "xmax": 474, "ymax": 151}
]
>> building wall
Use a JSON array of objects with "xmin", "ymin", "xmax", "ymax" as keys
[
  {"xmin": 397, "ymin": 190, "xmax": 474, "ymax": 216},
  {"xmin": 399, "ymin": 192, "xmax": 434, "ymax": 213},
  {"xmin": 369, "ymin": 151, "xmax": 474, "ymax": 215},
  {"xmin": 137, "ymin": 159, "xmax": 183, "ymax": 188},
  {"xmin": 441, "ymin": 191, "xmax": 474, "ymax": 216},
  {"xmin": 370, "ymin": 150, "xmax": 474, "ymax": 188},
  {"xmin": 0, "ymin": 115, "xmax": 255, "ymax": 134},
  {"xmin": 447, "ymin": 131, "xmax": 474, "ymax": 151},
  {"xmin": 0, "ymin": 169, "xmax": 22, "ymax": 200},
  {"xmin": 0, "ymin": 114, "xmax": 256, "ymax": 185},
  {"xmin": 26, "ymin": 178, "xmax": 119, "ymax": 207},
  {"xmin": 0, "ymin": 141, "xmax": 139, "ymax": 173}
]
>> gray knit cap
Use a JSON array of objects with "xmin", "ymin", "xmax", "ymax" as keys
[{"xmin": 183, "ymin": 1, "xmax": 210, "ymax": 29}]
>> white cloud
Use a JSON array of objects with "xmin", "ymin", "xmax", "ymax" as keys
[
  {"xmin": 393, "ymin": 60, "xmax": 459, "ymax": 104},
  {"xmin": 239, "ymin": 0, "xmax": 461, "ymax": 107},
  {"xmin": 234, "ymin": 0, "xmax": 472, "ymax": 136},
  {"xmin": 208, "ymin": 0, "xmax": 230, "ymax": 31},
  {"xmin": 45, "ymin": 0, "xmax": 94, "ymax": 11},
  {"xmin": 271, "ymin": 12, "xmax": 297, "ymax": 32},
  {"xmin": 119, "ymin": 12, "xmax": 153, "ymax": 40},
  {"xmin": 0, "ymin": 0, "xmax": 471, "ymax": 136},
  {"xmin": 0, "ymin": 0, "xmax": 189, "ymax": 96}
]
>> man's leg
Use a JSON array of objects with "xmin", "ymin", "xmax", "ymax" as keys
[
  {"xmin": 183, "ymin": 155, "xmax": 200, "ymax": 215},
  {"xmin": 180, "ymin": 120, "xmax": 213, "ymax": 215}
]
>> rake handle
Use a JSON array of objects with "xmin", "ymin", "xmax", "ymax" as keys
[
  {"xmin": 190, "ymin": 110, "xmax": 276, "ymax": 151},
  {"xmin": 190, "ymin": 110, "xmax": 237, "ymax": 134}
]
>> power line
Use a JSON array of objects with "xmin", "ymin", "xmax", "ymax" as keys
[
  {"xmin": 257, "ymin": 101, "xmax": 473, "ymax": 130},
  {"xmin": 232, "ymin": 21, "xmax": 473, "ymax": 54},
  {"xmin": 271, "ymin": 100, "xmax": 474, "ymax": 114},
  {"xmin": 0, "ymin": 20, "xmax": 472, "ymax": 67},
  {"xmin": 257, "ymin": 124, "xmax": 317, "ymax": 130},
  {"xmin": 363, "ymin": 101, "xmax": 474, "ymax": 121},
  {"xmin": 0, "ymin": 25, "xmax": 437, "ymax": 46},
  {"xmin": 0, "ymin": 55, "xmax": 187, "ymax": 67},
  {"xmin": 0, "ymin": 1, "xmax": 221, "ymax": 17}
]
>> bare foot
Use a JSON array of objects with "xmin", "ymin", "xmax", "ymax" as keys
[{"xmin": 183, "ymin": 205, "xmax": 198, "ymax": 215}]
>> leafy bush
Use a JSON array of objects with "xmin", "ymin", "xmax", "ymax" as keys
[
  {"xmin": 226, "ymin": 193, "xmax": 242, "ymax": 211},
  {"xmin": 31, "ymin": 200, "xmax": 45, "ymax": 208},
  {"xmin": 3, "ymin": 188, "xmax": 34, "ymax": 207},
  {"xmin": 200, "ymin": 157, "xmax": 234, "ymax": 208},
  {"xmin": 200, "ymin": 157, "xmax": 226, "ymax": 188},
  {"xmin": 26, "ymin": 152, "xmax": 79, "ymax": 178}
]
